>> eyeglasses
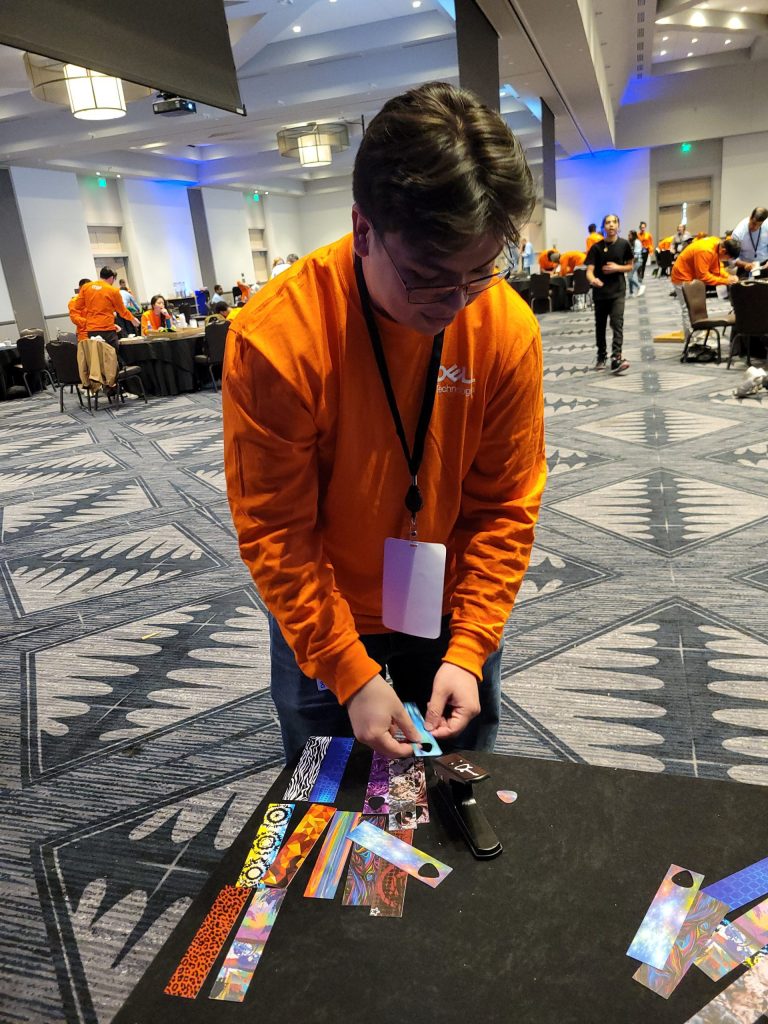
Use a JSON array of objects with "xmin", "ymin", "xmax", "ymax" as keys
[{"xmin": 376, "ymin": 232, "xmax": 510, "ymax": 305}]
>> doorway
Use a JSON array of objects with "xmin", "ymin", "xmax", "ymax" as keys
[{"xmin": 657, "ymin": 177, "xmax": 712, "ymax": 239}]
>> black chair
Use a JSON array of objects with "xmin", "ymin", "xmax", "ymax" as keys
[
  {"xmin": 13, "ymin": 333, "xmax": 55, "ymax": 397},
  {"xmin": 568, "ymin": 267, "xmax": 593, "ymax": 310},
  {"xmin": 727, "ymin": 282, "xmax": 768, "ymax": 369},
  {"xmin": 56, "ymin": 331, "xmax": 78, "ymax": 345},
  {"xmin": 680, "ymin": 280, "xmax": 734, "ymax": 364},
  {"xmin": 46, "ymin": 341, "xmax": 90, "ymax": 413},
  {"xmin": 195, "ymin": 321, "xmax": 229, "ymax": 390},
  {"xmin": 656, "ymin": 250, "xmax": 674, "ymax": 277},
  {"xmin": 528, "ymin": 274, "xmax": 553, "ymax": 315},
  {"xmin": 114, "ymin": 347, "xmax": 148, "ymax": 406}
]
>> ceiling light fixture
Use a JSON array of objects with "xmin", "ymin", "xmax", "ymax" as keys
[
  {"xmin": 292, "ymin": 24, "xmax": 301, "ymax": 32},
  {"xmin": 412, "ymin": 0, "xmax": 423, "ymax": 7},
  {"xmin": 725, "ymin": 38, "xmax": 732, "ymax": 43},
  {"xmin": 662, "ymin": 35, "xmax": 669, "ymax": 40},
  {"xmin": 687, "ymin": 51, "xmax": 693, "ymax": 56},
  {"xmin": 691, "ymin": 37, "xmax": 698, "ymax": 42},
  {"xmin": 660, "ymin": 49, "xmax": 667, "ymax": 55},
  {"xmin": 63, "ymin": 64, "xmax": 126, "ymax": 120},
  {"xmin": 277, "ymin": 122, "xmax": 351, "ymax": 169}
]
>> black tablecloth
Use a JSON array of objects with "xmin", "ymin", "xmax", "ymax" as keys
[
  {"xmin": 0, "ymin": 346, "xmax": 20, "ymax": 400},
  {"xmin": 120, "ymin": 335, "xmax": 202, "ymax": 396},
  {"xmin": 115, "ymin": 747, "xmax": 768, "ymax": 1024}
]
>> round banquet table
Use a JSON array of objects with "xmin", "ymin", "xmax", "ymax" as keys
[{"xmin": 120, "ymin": 330, "xmax": 203, "ymax": 397}]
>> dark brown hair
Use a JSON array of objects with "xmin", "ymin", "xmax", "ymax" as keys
[{"xmin": 353, "ymin": 81, "xmax": 536, "ymax": 256}]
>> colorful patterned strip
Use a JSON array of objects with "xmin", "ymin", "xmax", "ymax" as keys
[
  {"xmin": 304, "ymin": 810, "xmax": 361, "ymax": 899},
  {"xmin": 703, "ymin": 855, "xmax": 768, "ymax": 911},
  {"xmin": 682, "ymin": 953, "xmax": 768, "ymax": 1023},
  {"xmin": 262, "ymin": 803, "xmax": 335, "ymax": 888},
  {"xmin": 695, "ymin": 894, "xmax": 768, "ymax": 981},
  {"xmin": 235, "ymin": 802, "xmax": 294, "ymax": 889},
  {"xmin": 633, "ymin": 891, "xmax": 728, "ymax": 998},
  {"xmin": 348, "ymin": 820, "xmax": 452, "ymax": 888},
  {"xmin": 209, "ymin": 887, "xmax": 286, "ymax": 1003},
  {"xmin": 164, "ymin": 885, "xmax": 250, "ymax": 999},
  {"xmin": 414, "ymin": 757, "xmax": 429, "ymax": 825},
  {"xmin": 283, "ymin": 736, "xmax": 332, "ymax": 801},
  {"xmin": 403, "ymin": 701, "xmax": 443, "ymax": 757},
  {"xmin": 363, "ymin": 751, "xmax": 390, "ymax": 815},
  {"xmin": 370, "ymin": 829, "xmax": 412, "ymax": 918},
  {"xmin": 341, "ymin": 814, "xmax": 387, "ymax": 907},
  {"xmin": 388, "ymin": 755, "xmax": 418, "ymax": 831},
  {"xmin": 627, "ymin": 864, "xmax": 704, "ymax": 971},
  {"xmin": 308, "ymin": 736, "xmax": 354, "ymax": 804}
]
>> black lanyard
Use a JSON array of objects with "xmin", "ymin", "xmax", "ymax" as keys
[
  {"xmin": 748, "ymin": 226, "xmax": 762, "ymax": 260},
  {"xmin": 353, "ymin": 253, "xmax": 444, "ymax": 531}
]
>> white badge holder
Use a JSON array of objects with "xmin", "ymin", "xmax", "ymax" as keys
[{"xmin": 382, "ymin": 536, "xmax": 446, "ymax": 639}]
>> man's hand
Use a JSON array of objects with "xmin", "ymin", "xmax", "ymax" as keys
[
  {"xmin": 727, "ymin": 275, "xmax": 739, "ymax": 285},
  {"xmin": 424, "ymin": 663, "xmax": 481, "ymax": 740},
  {"xmin": 346, "ymin": 675, "xmax": 421, "ymax": 758},
  {"xmin": 603, "ymin": 261, "xmax": 622, "ymax": 273},
  {"xmin": 591, "ymin": 278, "xmax": 604, "ymax": 288},
  {"xmin": 131, "ymin": 316, "xmax": 140, "ymax": 328}
]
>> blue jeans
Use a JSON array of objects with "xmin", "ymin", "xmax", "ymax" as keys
[{"xmin": 269, "ymin": 614, "xmax": 502, "ymax": 762}]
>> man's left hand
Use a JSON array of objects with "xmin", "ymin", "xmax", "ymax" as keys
[
  {"xmin": 603, "ymin": 261, "xmax": 621, "ymax": 273},
  {"xmin": 424, "ymin": 663, "xmax": 481, "ymax": 740}
]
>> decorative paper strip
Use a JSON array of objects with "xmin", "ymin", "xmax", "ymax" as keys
[
  {"xmin": 209, "ymin": 887, "xmax": 286, "ymax": 1003},
  {"xmin": 363, "ymin": 751, "xmax": 390, "ymax": 815},
  {"xmin": 308, "ymin": 736, "xmax": 354, "ymax": 804},
  {"xmin": 703, "ymin": 856, "xmax": 768, "ymax": 911},
  {"xmin": 627, "ymin": 864, "xmax": 704, "ymax": 970},
  {"xmin": 633, "ymin": 891, "xmax": 729, "ymax": 998},
  {"xmin": 235, "ymin": 802, "xmax": 294, "ymax": 889},
  {"xmin": 262, "ymin": 803, "xmax": 335, "ymax": 888},
  {"xmin": 744, "ymin": 944, "xmax": 768, "ymax": 970},
  {"xmin": 388, "ymin": 756, "xmax": 419, "ymax": 831},
  {"xmin": 403, "ymin": 701, "xmax": 443, "ymax": 757},
  {"xmin": 695, "ymin": 897, "xmax": 768, "ymax": 981},
  {"xmin": 341, "ymin": 814, "xmax": 387, "ymax": 907},
  {"xmin": 348, "ymin": 820, "xmax": 453, "ymax": 889},
  {"xmin": 682, "ymin": 954, "xmax": 768, "ymax": 1024},
  {"xmin": 370, "ymin": 829, "xmax": 412, "ymax": 918},
  {"xmin": 282, "ymin": 736, "xmax": 332, "ymax": 801},
  {"xmin": 413, "ymin": 758, "xmax": 429, "ymax": 825},
  {"xmin": 304, "ymin": 810, "xmax": 361, "ymax": 899},
  {"xmin": 164, "ymin": 886, "xmax": 250, "ymax": 999},
  {"xmin": 738, "ymin": 896, "xmax": 768, "ymax": 948}
]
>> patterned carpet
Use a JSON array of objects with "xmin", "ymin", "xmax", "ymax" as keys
[{"xmin": 2, "ymin": 274, "xmax": 768, "ymax": 1022}]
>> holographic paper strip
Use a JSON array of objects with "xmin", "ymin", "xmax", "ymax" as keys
[
  {"xmin": 703, "ymin": 856, "xmax": 768, "ymax": 911},
  {"xmin": 627, "ymin": 864, "xmax": 704, "ymax": 970},
  {"xmin": 262, "ymin": 803, "xmax": 335, "ymax": 888},
  {"xmin": 235, "ymin": 802, "xmax": 294, "ymax": 889},
  {"xmin": 341, "ymin": 814, "xmax": 386, "ymax": 907},
  {"xmin": 304, "ymin": 810, "xmax": 361, "ymax": 900},
  {"xmin": 282, "ymin": 736, "xmax": 332, "ymax": 800},
  {"xmin": 363, "ymin": 752, "xmax": 390, "ymax": 815},
  {"xmin": 403, "ymin": 701, "xmax": 443, "ymax": 757},
  {"xmin": 348, "ymin": 820, "xmax": 452, "ymax": 888},
  {"xmin": 388, "ymin": 756, "xmax": 418, "ymax": 831},
  {"xmin": 370, "ymin": 829, "xmax": 412, "ymax": 918},
  {"xmin": 695, "ymin": 897, "xmax": 768, "ymax": 981},
  {"xmin": 633, "ymin": 891, "xmax": 729, "ymax": 998},
  {"xmin": 164, "ymin": 885, "xmax": 250, "ymax": 999},
  {"xmin": 308, "ymin": 736, "xmax": 354, "ymax": 804},
  {"xmin": 413, "ymin": 757, "xmax": 429, "ymax": 825},
  {"xmin": 682, "ymin": 954, "xmax": 768, "ymax": 1024},
  {"xmin": 738, "ymin": 895, "xmax": 768, "ymax": 948},
  {"xmin": 209, "ymin": 887, "xmax": 286, "ymax": 1003}
]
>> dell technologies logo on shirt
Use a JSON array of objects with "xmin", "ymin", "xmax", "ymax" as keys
[{"xmin": 437, "ymin": 363, "xmax": 475, "ymax": 398}]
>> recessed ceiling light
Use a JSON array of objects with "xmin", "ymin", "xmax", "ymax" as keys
[
  {"xmin": 741, "ymin": 5, "xmax": 748, "ymax": 10},
  {"xmin": 662, "ymin": 35, "xmax": 669, "ymax": 40},
  {"xmin": 412, "ymin": 0, "xmax": 422, "ymax": 6},
  {"xmin": 691, "ymin": 37, "xmax": 698, "ymax": 42},
  {"xmin": 687, "ymin": 50, "xmax": 693, "ymax": 56},
  {"xmin": 292, "ymin": 24, "xmax": 301, "ymax": 32},
  {"xmin": 660, "ymin": 49, "xmax": 667, "ymax": 55},
  {"xmin": 725, "ymin": 38, "xmax": 732, "ymax": 43}
]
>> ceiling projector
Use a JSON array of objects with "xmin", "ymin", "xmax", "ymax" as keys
[{"xmin": 153, "ymin": 94, "xmax": 197, "ymax": 116}]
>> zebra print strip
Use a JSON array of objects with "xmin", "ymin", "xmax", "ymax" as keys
[{"xmin": 282, "ymin": 736, "xmax": 332, "ymax": 801}]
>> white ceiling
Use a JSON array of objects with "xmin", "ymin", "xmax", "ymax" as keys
[{"xmin": 0, "ymin": 0, "xmax": 766, "ymax": 195}]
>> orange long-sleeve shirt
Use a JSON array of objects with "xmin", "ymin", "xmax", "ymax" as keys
[
  {"xmin": 585, "ymin": 231, "xmax": 603, "ymax": 252},
  {"xmin": 68, "ymin": 295, "xmax": 87, "ymax": 341},
  {"xmin": 638, "ymin": 230, "xmax": 654, "ymax": 252},
  {"xmin": 71, "ymin": 279, "xmax": 133, "ymax": 333},
  {"xmin": 658, "ymin": 236, "xmax": 673, "ymax": 251},
  {"xmin": 222, "ymin": 235, "xmax": 546, "ymax": 705},
  {"xmin": 559, "ymin": 251, "xmax": 587, "ymax": 276},
  {"xmin": 538, "ymin": 250, "xmax": 559, "ymax": 273},
  {"xmin": 671, "ymin": 236, "xmax": 731, "ymax": 286}
]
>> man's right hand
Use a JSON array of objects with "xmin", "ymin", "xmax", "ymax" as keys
[
  {"xmin": 591, "ymin": 278, "xmax": 603, "ymax": 288},
  {"xmin": 727, "ymin": 275, "xmax": 739, "ymax": 285},
  {"xmin": 346, "ymin": 675, "xmax": 422, "ymax": 759},
  {"xmin": 131, "ymin": 317, "xmax": 140, "ymax": 328}
]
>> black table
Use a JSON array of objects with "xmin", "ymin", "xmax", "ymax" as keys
[
  {"xmin": 120, "ymin": 333, "xmax": 202, "ymax": 396},
  {"xmin": 114, "ymin": 749, "xmax": 768, "ymax": 1024},
  {"xmin": 0, "ymin": 345, "xmax": 25, "ymax": 401}
]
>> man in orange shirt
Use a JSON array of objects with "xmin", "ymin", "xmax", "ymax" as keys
[
  {"xmin": 538, "ymin": 248, "xmax": 560, "ymax": 273},
  {"xmin": 558, "ymin": 251, "xmax": 587, "ymax": 277},
  {"xmin": 71, "ymin": 266, "xmax": 139, "ymax": 348},
  {"xmin": 585, "ymin": 223, "xmax": 603, "ymax": 252},
  {"xmin": 223, "ymin": 82, "xmax": 546, "ymax": 761},
  {"xmin": 637, "ymin": 222, "xmax": 654, "ymax": 280},
  {"xmin": 68, "ymin": 278, "xmax": 90, "ymax": 341},
  {"xmin": 671, "ymin": 235, "xmax": 740, "ymax": 340}
]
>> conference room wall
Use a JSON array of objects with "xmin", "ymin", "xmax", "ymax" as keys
[
  {"xmin": 200, "ymin": 188, "xmax": 253, "ymax": 291},
  {"xmin": 300, "ymin": 188, "xmax": 354, "ymax": 255},
  {"xmin": 721, "ymin": 131, "xmax": 768, "ymax": 235},
  {"xmin": 544, "ymin": 148, "xmax": 651, "ymax": 252},
  {"xmin": 9, "ymin": 167, "xmax": 95, "ymax": 322},
  {"xmin": 649, "ymin": 138, "xmax": 722, "ymax": 241},
  {"xmin": 118, "ymin": 179, "xmax": 203, "ymax": 303},
  {"xmin": 77, "ymin": 176, "xmax": 124, "ymax": 228},
  {"xmin": 263, "ymin": 194, "xmax": 302, "ymax": 266},
  {"xmin": 0, "ymin": 258, "xmax": 17, "ymax": 339}
]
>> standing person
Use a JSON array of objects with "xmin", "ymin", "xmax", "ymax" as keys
[
  {"xmin": 236, "ymin": 275, "xmax": 252, "ymax": 302},
  {"xmin": 671, "ymin": 223, "xmax": 692, "ymax": 256},
  {"xmin": 627, "ymin": 230, "xmax": 643, "ymax": 296},
  {"xmin": 223, "ymin": 81, "xmax": 546, "ymax": 762},
  {"xmin": 585, "ymin": 223, "xmax": 603, "ymax": 252},
  {"xmin": 68, "ymin": 278, "xmax": 91, "ymax": 341},
  {"xmin": 637, "ymin": 222, "xmax": 654, "ymax": 281},
  {"xmin": 731, "ymin": 207, "xmax": 768, "ymax": 276},
  {"xmin": 520, "ymin": 237, "xmax": 534, "ymax": 274},
  {"xmin": 585, "ymin": 214, "xmax": 634, "ymax": 373},
  {"xmin": 670, "ymin": 235, "xmax": 740, "ymax": 341},
  {"xmin": 141, "ymin": 295, "xmax": 174, "ymax": 334},
  {"xmin": 71, "ymin": 267, "xmax": 139, "ymax": 349}
]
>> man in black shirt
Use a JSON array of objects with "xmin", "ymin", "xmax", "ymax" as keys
[{"xmin": 585, "ymin": 214, "xmax": 634, "ymax": 373}]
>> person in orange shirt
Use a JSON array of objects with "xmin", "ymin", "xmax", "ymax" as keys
[
  {"xmin": 670, "ymin": 235, "xmax": 740, "ymax": 340},
  {"xmin": 236, "ymin": 276, "xmax": 251, "ymax": 302},
  {"xmin": 538, "ymin": 248, "xmax": 560, "ymax": 273},
  {"xmin": 637, "ymin": 222, "xmax": 654, "ymax": 280},
  {"xmin": 141, "ymin": 295, "xmax": 174, "ymax": 334},
  {"xmin": 223, "ymin": 82, "xmax": 546, "ymax": 762},
  {"xmin": 585, "ymin": 223, "xmax": 603, "ymax": 252},
  {"xmin": 658, "ymin": 236, "xmax": 673, "ymax": 251},
  {"xmin": 68, "ymin": 278, "xmax": 91, "ymax": 341},
  {"xmin": 71, "ymin": 266, "xmax": 139, "ymax": 349},
  {"xmin": 558, "ymin": 251, "xmax": 587, "ymax": 277}
]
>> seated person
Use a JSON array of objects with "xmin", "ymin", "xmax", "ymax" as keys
[
  {"xmin": 538, "ymin": 248, "xmax": 560, "ymax": 274},
  {"xmin": 206, "ymin": 301, "xmax": 240, "ymax": 324},
  {"xmin": 141, "ymin": 294, "xmax": 174, "ymax": 334},
  {"xmin": 558, "ymin": 250, "xmax": 587, "ymax": 277}
]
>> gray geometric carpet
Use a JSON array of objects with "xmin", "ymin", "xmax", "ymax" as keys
[{"xmin": 2, "ymin": 274, "xmax": 768, "ymax": 1022}]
